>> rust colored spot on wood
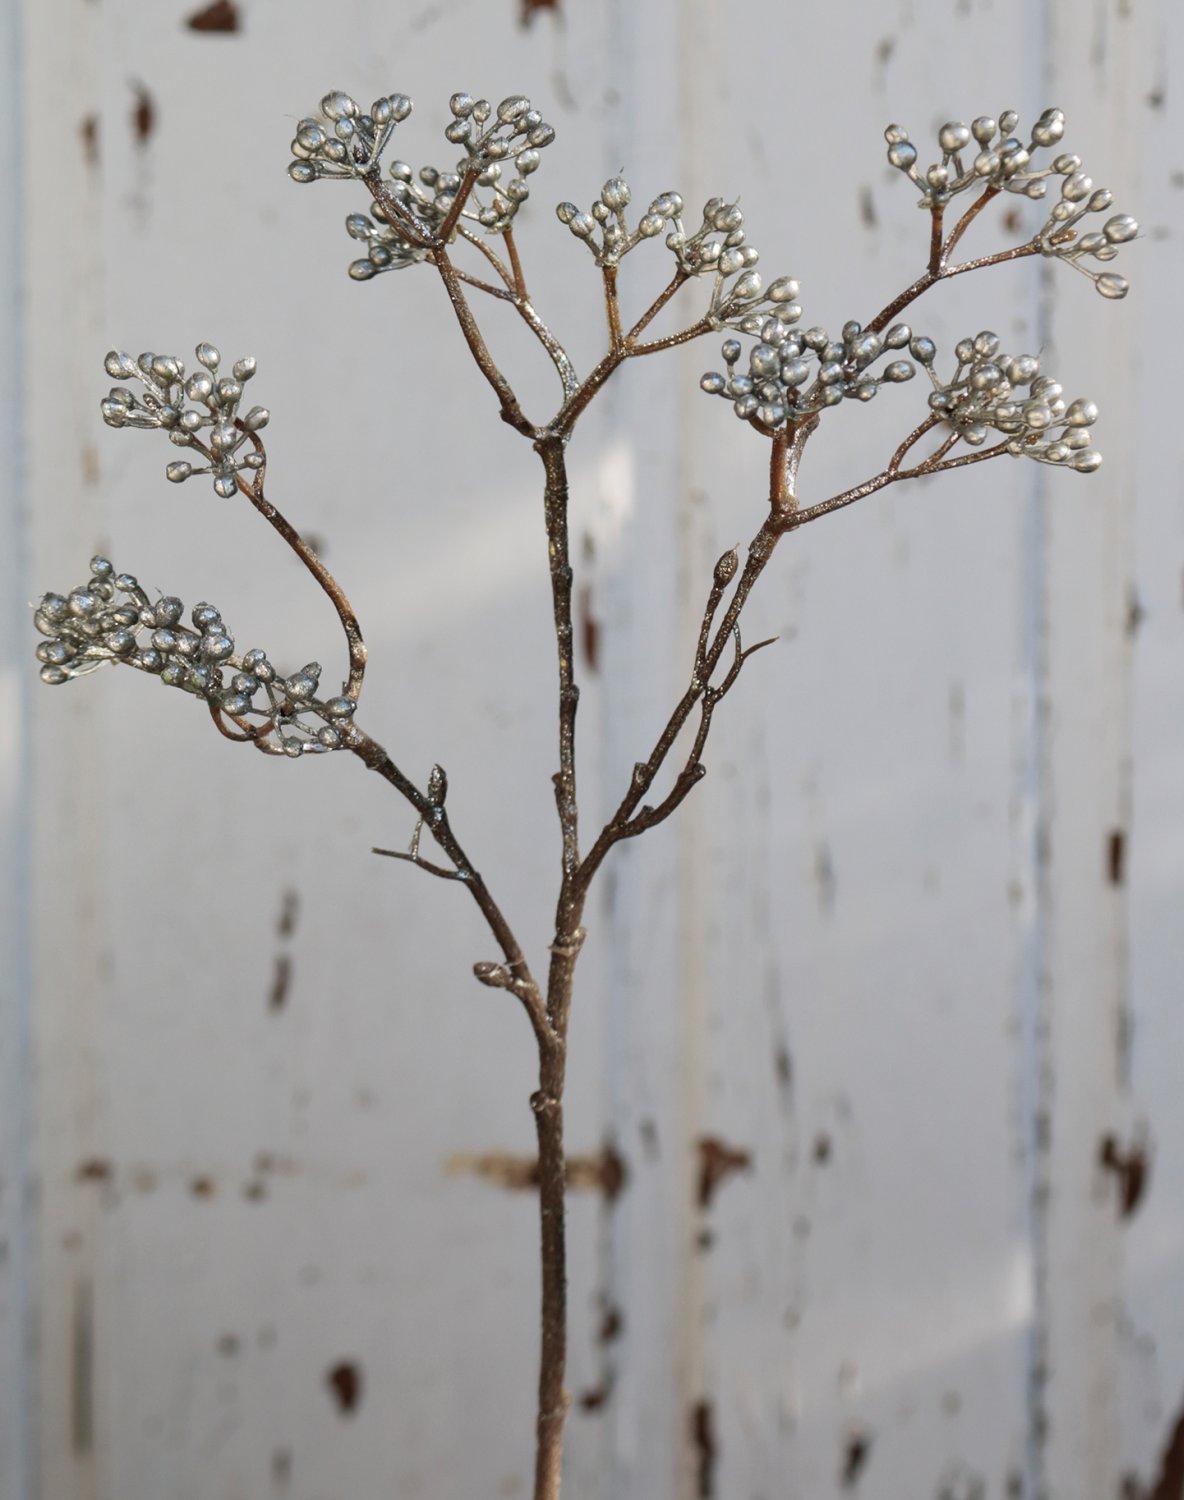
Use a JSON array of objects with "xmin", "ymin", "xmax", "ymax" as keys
[
  {"xmin": 578, "ymin": 1372, "xmax": 613, "ymax": 1412},
  {"xmin": 598, "ymin": 1303, "xmax": 623, "ymax": 1344},
  {"xmin": 1099, "ymin": 1133, "xmax": 1150, "ymax": 1218},
  {"xmin": 696, "ymin": 1136, "xmax": 752, "ymax": 1209},
  {"xmin": 131, "ymin": 83, "xmax": 155, "ymax": 145},
  {"xmin": 578, "ymin": 582, "xmax": 600, "ymax": 674},
  {"xmin": 841, "ymin": 1432, "xmax": 872, "ymax": 1487},
  {"xmin": 268, "ymin": 954, "xmax": 292, "ymax": 1011},
  {"xmin": 1108, "ymin": 829, "xmax": 1127, "ymax": 886},
  {"xmin": 691, "ymin": 1400, "xmax": 716, "ymax": 1497},
  {"xmin": 277, "ymin": 887, "xmax": 300, "ymax": 937},
  {"xmin": 190, "ymin": 1174, "xmax": 215, "ymax": 1199},
  {"xmin": 326, "ymin": 1359, "xmax": 363, "ymax": 1415},
  {"xmin": 520, "ymin": 0, "xmax": 559, "ymax": 23},
  {"xmin": 1139, "ymin": 1392, "xmax": 1184, "ymax": 1500},
  {"xmin": 185, "ymin": 0, "xmax": 240, "ymax": 29},
  {"xmin": 76, "ymin": 1157, "xmax": 113, "ymax": 1183},
  {"xmin": 80, "ymin": 115, "xmax": 99, "ymax": 165},
  {"xmin": 447, "ymin": 1141, "xmax": 627, "ymax": 1199}
]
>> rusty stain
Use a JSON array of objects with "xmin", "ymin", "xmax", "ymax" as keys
[
  {"xmin": 82, "ymin": 445, "xmax": 101, "ymax": 485},
  {"xmin": 185, "ymin": 0, "xmax": 240, "ymax": 29},
  {"xmin": 1137, "ymin": 1392, "xmax": 1184, "ymax": 1500},
  {"xmin": 76, "ymin": 1157, "xmax": 113, "ymax": 1183},
  {"xmin": 813, "ymin": 1133, "xmax": 832, "ymax": 1165},
  {"xmin": 80, "ymin": 114, "xmax": 99, "ymax": 165},
  {"xmin": 578, "ymin": 1372, "xmax": 613, "ymax": 1412},
  {"xmin": 691, "ymin": 1400, "xmax": 716, "ymax": 1497},
  {"xmin": 71, "ymin": 1278, "xmax": 94, "ymax": 1456},
  {"xmin": 190, "ymin": 1174, "xmax": 215, "ymax": 1199},
  {"xmin": 696, "ymin": 1136, "xmax": 752, "ymax": 1209},
  {"xmin": 578, "ymin": 582, "xmax": 600, "ymax": 674},
  {"xmin": 520, "ymin": 0, "xmax": 559, "ymax": 23},
  {"xmin": 1108, "ymin": 828, "xmax": 1127, "ymax": 886},
  {"xmin": 326, "ymin": 1359, "xmax": 363, "ymax": 1415},
  {"xmin": 1002, "ymin": 206, "xmax": 1023, "ymax": 235},
  {"xmin": 447, "ymin": 1141, "xmax": 627, "ymax": 1200},
  {"xmin": 598, "ymin": 1303, "xmax": 623, "ymax": 1344},
  {"xmin": 270, "ymin": 948, "xmax": 294, "ymax": 1005},
  {"xmin": 130, "ymin": 1166, "xmax": 158, "ymax": 1193},
  {"xmin": 130, "ymin": 82, "xmax": 155, "ymax": 145},
  {"xmin": 841, "ymin": 1431, "xmax": 872, "ymax": 1487},
  {"xmin": 858, "ymin": 185, "xmax": 877, "ymax": 229},
  {"xmin": 1099, "ymin": 1132, "xmax": 1150, "ymax": 1218},
  {"xmin": 270, "ymin": 888, "xmax": 299, "ymax": 1010},
  {"xmin": 243, "ymin": 1179, "xmax": 267, "ymax": 1202}
]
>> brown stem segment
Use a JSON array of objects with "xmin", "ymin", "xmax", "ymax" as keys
[
  {"xmin": 230, "ymin": 455, "xmax": 368, "ymax": 699},
  {"xmin": 537, "ymin": 436, "xmax": 580, "ymax": 877}
]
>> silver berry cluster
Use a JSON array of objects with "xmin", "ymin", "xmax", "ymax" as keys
[
  {"xmin": 289, "ymin": 89, "xmax": 556, "ymax": 279},
  {"xmin": 100, "ymin": 345, "xmax": 269, "ymax": 498},
  {"xmin": 921, "ymin": 331, "xmax": 1102, "ymax": 471},
  {"xmin": 555, "ymin": 179, "xmax": 684, "ymax": 267},
  {"xmin": 885, "ymin": 107, "xmax": 1138, "ymax": 298},
  {"xmin": 557, "ymin": 184, "xmax": 801, "ymax": 331},
  {"xmin": 1035, "ymin": 181, "xmax": 1137, "ymax": 299},
  {"xmin": 700, "ymin": 319, "xmax": 916, "ymax": 430},
  {"xmin": 288, "ymin": 91, "xmax": 414, "ymax": 184},
  {"xmin": 344, "ymin": 201, "xmax": 432, "ymax": 280},
  {"xmin": 34, "ymin": 559, "xmax": 357, "ymax": 756}
]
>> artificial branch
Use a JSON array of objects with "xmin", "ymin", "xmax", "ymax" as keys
[{"xmin": 38, "ymin": 93, "xmax": 1139, "ymax": 1500}]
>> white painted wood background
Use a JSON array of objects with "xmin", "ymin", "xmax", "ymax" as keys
[{"xmin": 2, "ymin": 1, "xmax": 1181, "ymax": 1497}]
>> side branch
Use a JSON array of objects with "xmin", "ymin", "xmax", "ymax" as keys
[
  {"xmin": 229, "ymin": 443, "xmax": 368, "ymax": 699},
  {"xmin": 577, "ymin": 512, "xmax": 787, "ymax": 889},
  {"xmin": 345, "ymin": 724, "xmax": 548, "ymax": 1039}
]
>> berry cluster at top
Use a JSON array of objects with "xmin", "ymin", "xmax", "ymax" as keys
[
  {"xmin": 884, "ymin": 107, "xmax": 1138, "ymax": 297},
  {"xmin": 288, "ymin": 89, "xmax": 557, "ymax": 280}
]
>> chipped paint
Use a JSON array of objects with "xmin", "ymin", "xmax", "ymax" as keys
[
  {"xmin": 185, "ymin": 0, "xmax": 240, "ymax": 30},
  {"xmin": 1099, "ymin": 1131, "xmax": 1150, "ymax": 1218},
  {"xmin": 520, "ymin": 0, "xmax": 559, "ymax": 24},
  {"xmin": 841, "ymin": 1431, "xmax": 872, "ymax": 1488},
  {"xmin": 446, "ymin": 1142, "xmax": 627, "ymax": 1199},
  {"xmin": 1108, "ymin": 829, "xmax": 1128, "ymax": 886},
  {"xmin": 325, "ymin": 1360, "xmax": 362, "ymax": 1415},
  {"xmin": 690, "ymin": 1400, "xmax": 716, "ymax": 1497},
  {"xmin": 696, "ymin": 1137, "xmax": 752, "ymax": 1210},
  {"xmin": 129, "ymin": 82, "xmax": 154, "ymax": 145}
]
